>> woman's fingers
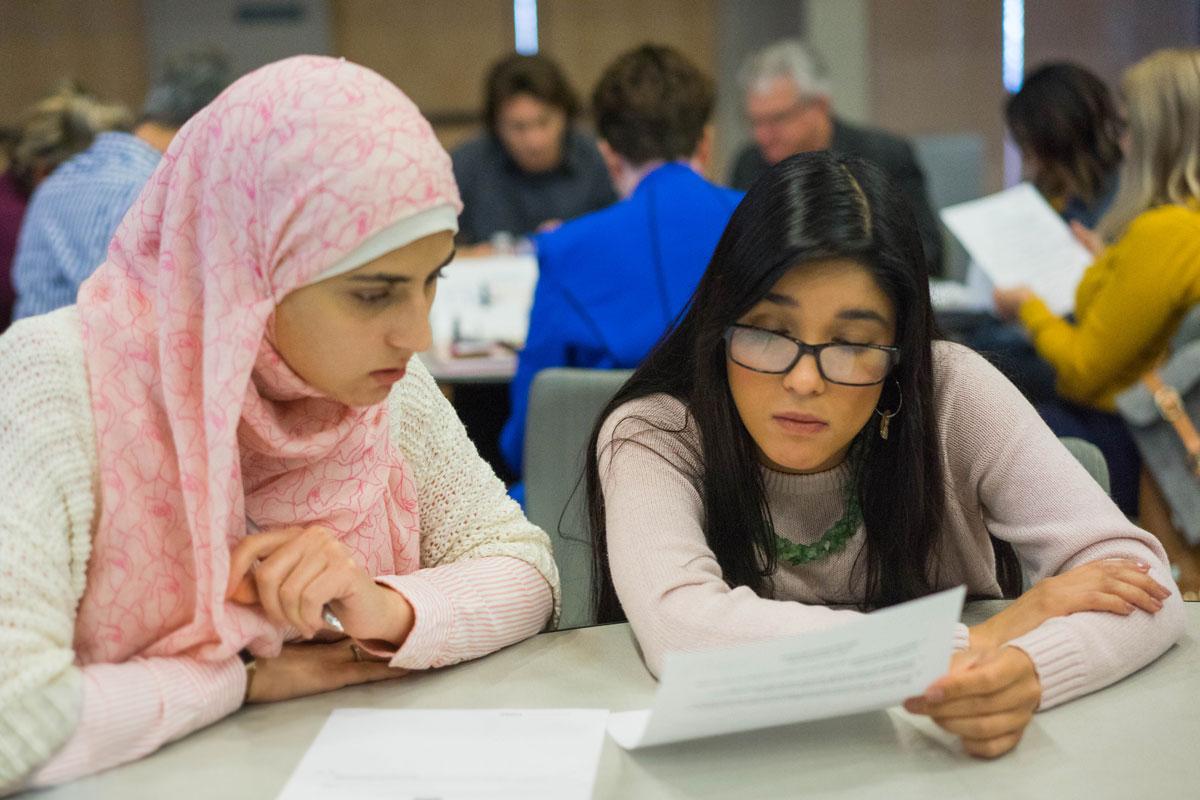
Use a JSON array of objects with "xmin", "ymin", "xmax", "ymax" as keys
[
  {"xmin": 295, "ymin": 570, "xmax": 351, "ymax": 639},
  {"xmin": 906, "ymin": 673, "xmax": 1035, "ymax": 718},
  {"xmin": 249, "ymin": 540, "xmax": 311, "ymax": 627},
  {"xmin": 962, "ymin": 731, "xmax": 1025, "ymax": 759},
  {"xmin": 931, "ymin": 708, "xmax": 1033, "ymax": 740},
  {"xmin": 278, "ymin": 554, "xmax": 331, "ymax": 638},
  {"xmin": 226, "ymin": 529, "xmax": 294, "ymax": 599}
]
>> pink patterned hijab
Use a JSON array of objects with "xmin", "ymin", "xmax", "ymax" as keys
[{"xmin": 74, "ymin": 56, "xmax": 462, "ymax": 663}]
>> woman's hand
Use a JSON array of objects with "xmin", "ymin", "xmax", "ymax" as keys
[
  {"xmin": 904, "ymin": 647, "xmax": 1041, "ymax": 758},
  {"xmin": 992, "ymin": 285, "xmax": 1037, "ymax": 321},
  {"xmin": 227, "ymin": 524, "xmax": 414, "ymax": 645},
  {"xmin": 245, "ymin": 639, "xmax": 406, "ymax": 704},
  {"xmin": 1070, "ymin": 220, "xmax": 1105, "ymax": 257},
  {"xmin": 970, "ymin": 558, "xmax": 1171, "ymax": 650}
]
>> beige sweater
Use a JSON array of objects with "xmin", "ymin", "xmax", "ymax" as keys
[{"xmin": 598, "ymin": 341, "xmax": 1184, "ymax": 708}]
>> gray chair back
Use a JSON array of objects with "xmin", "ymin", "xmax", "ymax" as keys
[
  {"xmin": 1059, "ymin": 436, "xmax": 1111, "ymax": 496},
  {"xmin": 913, "ymin": 133, "xmax": 985, "ymax": 282},
  {"xmin": 524, "ymin": 368, "xmax": 633, "ymax": 630}
]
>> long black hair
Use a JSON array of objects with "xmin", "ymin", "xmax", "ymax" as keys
[{"xmin": 584, "ymin": 151, "xmax": 1021, "ymax": 623}]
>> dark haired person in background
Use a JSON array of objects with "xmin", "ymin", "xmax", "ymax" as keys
[
  {"xmin": 499, "ymin": 44, "xmax": 742, "ymax": 500},
  {"xmin": 586, "ymin": 150, "xmax": 1181, "ymax": 759},
  {"xmin": 451, "ymin": 53, "xmax": 615, "ymax": 246},
  {"xmin": 1006, "ymin": 62, "xmax": 1124, "ymax": 230},
  {"xmin": 961, "ymin": 63, "xmax": 1124, "ymax": 407},
  {"xmin": 12, "ymin": 48, "xmax": 231, "ymax": 320}
]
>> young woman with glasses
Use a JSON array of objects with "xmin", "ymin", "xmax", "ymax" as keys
[{"xmin": 584, "ymin": 151, "xmax": 1182, "ymax": 759}]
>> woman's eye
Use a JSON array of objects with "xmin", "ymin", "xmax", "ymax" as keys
[{"xmin": 354, "ymin": 290, "xmax": 391, "ymax": 305}]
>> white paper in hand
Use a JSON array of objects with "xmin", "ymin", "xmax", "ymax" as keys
[
  {"xmin": 608, "ymin": 586, "xmax": 965, "ymax": 749},
  {"xmin": 940, "ymin": 183, "xmax": 1092, "ymax": 315},
  {"xmin": 278, "ymin": 708, "xmax": 608, "ymax": 800}
]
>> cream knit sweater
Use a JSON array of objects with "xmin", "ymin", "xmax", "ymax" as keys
[{"xmin": 0, "ymin": 307, "xmax": 559, "ymax": 791}]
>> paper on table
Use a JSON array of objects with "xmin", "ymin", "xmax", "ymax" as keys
[
  {"xmin": 429, "ymin": 254, "xmax": 538, "ymax": 347},
  {"xmin": 278, "ymin": 708, "xmax": 609, "ymax": 800},
  {"xmin": 940, "ymin": 183, "xmax": 1092, "ymax": 316},
  {"xmin": 607, "ymin": 586, "xmax": 965, "ymax": 750}
]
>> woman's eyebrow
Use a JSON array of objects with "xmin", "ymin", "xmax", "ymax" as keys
[
  {"xmin": 763, "ymin": 291, "xmax": 797, "ymax": 307},
  {"xmin": 346, "ymin": 249, "xmax": 457, "ymax": 284},
  {"xmin": 836, "ymin": 308, "xmax": 890, "ymax": 325}
]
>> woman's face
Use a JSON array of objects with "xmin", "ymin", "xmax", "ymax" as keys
[
  {"xmin": 497, "ymin": 93, "xmax": 567, "ymax": 174},
  {"xmin": 726, "ymin": 258, "xmax": 898, "ymax": 474},
  {"xmin": 273, "ymin": 230, "xmax": 455, "ymax": 407}
]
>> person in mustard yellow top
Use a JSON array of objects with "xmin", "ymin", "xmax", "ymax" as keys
[{"xmin": 995, "ymin": 49, "xmax": 1200, "ymax": 516}]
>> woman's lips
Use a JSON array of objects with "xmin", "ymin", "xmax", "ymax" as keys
[
  {"xmin": 370, "ymin": 368, "xmax": 406, "ymax": 386},
  {"xmin": 772, "ymin": 413, "xmax": 828, "ymax": 435}
]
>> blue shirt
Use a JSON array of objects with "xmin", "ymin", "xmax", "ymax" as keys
[
  {"xmin": 12, "ymin": 132, "xmax": 160, "ymax": 319},
  {"xmin": 500, "ymin": 163, "xmax": 743, "ymax": 483}
]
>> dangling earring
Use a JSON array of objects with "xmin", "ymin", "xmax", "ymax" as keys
[{"xmin": 875, "ymin": 379, "xmax": 903, "ymax": 440}]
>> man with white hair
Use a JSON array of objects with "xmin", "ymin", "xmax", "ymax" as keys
[{"xmin": 729, "ymin": 39, "xmax": 943, "ymax": 275}]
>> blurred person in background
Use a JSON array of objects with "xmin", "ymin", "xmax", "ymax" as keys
[
  {"xmin": 452, "ymin": 53, "xmax": 615, "ymax": 248},
  {"xmin": 995, "ymin": 49, "xmax": 1200, "ymax": 517},
  {"xmin": 12, "ymin": 48, "xmax": 231, "ymax": 320},
  {"xmin": 0, "ymin": 83, "xmax": 130, "ymax": 331},
  {"xmin": 963, "ymin": 63, "xmax": 1125, "ymax": 404},
  {"xmin": 729, "ymin": 38, "xmax": 943, "ymax": 277},
  {"xmin": 499, "ymin": 44, "xmax": 742, "ymax": 501},
  {"xmin": 1006, "ymin": 62, "xmax": 1124, "ymax": 230}
]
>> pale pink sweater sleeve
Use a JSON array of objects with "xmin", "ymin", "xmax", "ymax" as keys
[
  {"xmin": 597, "ymin": 397, "xmax": 865, "ymax": 677},
  {"xmin": 371, "ymin": 556, "xmax": 553, "ymax": 669},
  {"xmin": 940, "ymin": 343, "xmax": 1185, "ymax": 709},
  {"xmin": 27, "ymin": 656, "xmax": 245, "ymax": 788}
]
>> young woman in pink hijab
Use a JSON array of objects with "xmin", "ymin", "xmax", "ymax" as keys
[{"xmin": 0, "ymin": 56, "xmax": 558, "ymax": 791}]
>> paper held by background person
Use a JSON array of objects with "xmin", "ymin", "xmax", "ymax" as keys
[
  {"xmin": 607, "ymin": 586, "xmax": 966, "ymax": 750},
  {"xmin": 940, "ymin": 183, "xmax": 1092, "ymax": 316},
  {"xmin": 279, "ymin": 708, "xmax": 609, "ymax": 800}
]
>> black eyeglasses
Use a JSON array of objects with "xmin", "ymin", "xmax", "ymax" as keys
[{"xmin": 724, "ymin": 324, "xmax": 900, "ymax": 386}]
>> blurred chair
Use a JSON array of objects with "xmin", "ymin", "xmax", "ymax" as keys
[
  {"xmin": 913, "ymin": 133, "xmax": 985, "ymax": 282},
  {"xmin": 524, "ymin": 368, "xmax": 632, "ymax": 630},
  {"xmin": 1060, "ymin": 436, "xmax": 1110, "ymax": 495}
]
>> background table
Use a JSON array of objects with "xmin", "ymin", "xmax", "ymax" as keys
[{"xmin": 35, "ymin": 603, "xmax": 1200, "ymax": 799}]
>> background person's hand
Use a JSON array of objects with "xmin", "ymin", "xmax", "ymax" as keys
[
  {"xmin": 245, "ymin": 639, "xmax": 406, "ymax": 704},
  {"xmin": 227, "ymin": 524, "xmax": 414, "ymax": 645},
  {"xmin": 904, "ymin": 647, "xmax": 1041, "ymax": 758},
  {"xmin": 1070, "ymin": 220, "xmax": 1105, "ymax": 257},
  {"xmin": 969, "ymin": 557, "xmax": 1171, "ymax": 649},
  {"xmin": 992, "ymin": 285, "xmax": 1036, "ymax": 320}
]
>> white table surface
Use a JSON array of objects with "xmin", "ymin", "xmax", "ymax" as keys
[{"xmin": 31, "ymin": 602, "xmax": 1200, "ymax": 799}]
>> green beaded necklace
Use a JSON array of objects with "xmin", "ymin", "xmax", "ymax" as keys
[{"xmin": 774, "ymin": 478, "xmax": 862, "ymax": 565}]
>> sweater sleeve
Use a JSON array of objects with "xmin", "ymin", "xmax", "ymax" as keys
[
  {"xmin": 375, "ymin": 356, "xmax": 557, "ymax": 670},
  {"xmin": 0, "ymin": 310, "xmax": 247, "ymax": 793},
  {"xmin": 1018, "ymin": 209, "xmax": 1200, "ymax": 405},
  {"xmin": 598, "ymin": 395, "xmax": 862, "ymax": 677},
  {"xmin": 939, "ymin": 344, "xmax": 1185, "ymax": 709}
]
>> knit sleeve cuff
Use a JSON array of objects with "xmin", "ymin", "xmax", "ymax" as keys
[
  {"xmin": 1005, "ymin": 619, "xmax": 1089, "ymax": 710},
  {"xmin": 364, "ymin": 573, "xmax": 453, "ymax": 669},
  {"xmin": 1017, "ymin": 296, "xmax": 1059, "ymax": 338}
]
